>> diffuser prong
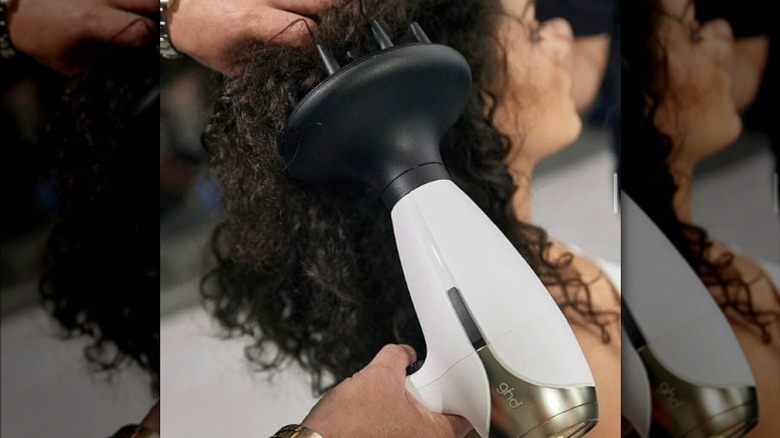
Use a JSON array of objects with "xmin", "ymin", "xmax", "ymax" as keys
[
  {"xmin": 410, "ymin": 22, "xmax": 431, "ymax": 43},
  {"xmin": 317, "ymin": 44, "xmax": 341, "ymax": 75},
  {"xmin": 370, "ymin": 20, "xmax": 394, "ymax": 49}
]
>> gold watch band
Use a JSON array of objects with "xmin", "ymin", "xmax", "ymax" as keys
[{"xmin": 272, "ymin": 424, "xmax": 323, "ymax": 438}]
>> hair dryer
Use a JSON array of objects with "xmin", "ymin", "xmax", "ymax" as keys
[
  {"xmin": 280, "ymin": 21, "xmax": 597, "ymax": 437},
  {"xmin": 620, "ymin": 193, "xmax": 757, "ymax": 437}
]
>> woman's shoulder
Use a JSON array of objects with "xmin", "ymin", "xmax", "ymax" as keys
[
  {"xmin": 754, "ymin": 258, "xmax": 780, "ymax": 290},
  {"xmin": 591, "ymin": 258, "xmax": 621, "ymax": 294},
  {"xmin": 549, "ymin": 240, "xmax": 622, "ymax": 298},
  {"xmin": 554, "ymin": 241, "xmax": 621, "ymax": 292},
  {"xmin": 712, "ymin": 241, "xmax": 780, "ymax": 308}
]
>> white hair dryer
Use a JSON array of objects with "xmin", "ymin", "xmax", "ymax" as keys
[
  {"xmin": 621, "ymin": 193, "xmax": 757, "ymax": 437},
  {"xmin": 281, "ymin": 21, "xmax": 598, "ymax": 438}
]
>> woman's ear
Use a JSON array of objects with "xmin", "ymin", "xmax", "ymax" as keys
[{"xmin": 537, "ymin": 18, "xmax": 573, "ymax": 66}]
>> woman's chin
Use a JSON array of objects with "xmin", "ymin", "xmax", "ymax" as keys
[
  {"xmin": 505, "ymin": 109, "xmax": 583, "ymax": 161},
  {"xmin": 699, "ymin": 112, "xmax": 743, "ymax": 159},
  {"xmin": 723, "ymin": 112, "xmax": 743, "ymax": 146},
  {"xmin": 551, "ymin": 112, "xmax": 583, "ymax": 153}
]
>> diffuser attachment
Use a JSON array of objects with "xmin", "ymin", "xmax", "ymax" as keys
[{"xmin": 281, "ymin": 21, "xmax": 471, "ymax": 208}]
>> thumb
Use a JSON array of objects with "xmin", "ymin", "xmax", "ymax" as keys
[
  {"xmin": 442, "ymin": 414, "xmax": 474, "ymax": 438},
  {"xmin": 364, "ymin": 344, "xmax": 416, "ymax": 384},
  {"xmin": 408, "ymin": 392, "xmax": 473, "ymax": 437}
]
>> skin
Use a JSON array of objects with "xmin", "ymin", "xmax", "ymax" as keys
[
  {"xmin": 301, "ymin": 345, "xmax": 471, "ymax": 438},
  {"xmin": 654, "ymin": 0, "xmax": 741, "ymax": 188},
  {"xmin": 656, "ymin": 1, "xmax": 780, "ymax": 436},
  {"xmin": 163, "ymin": 0, "xmax": 613, "ymax": 92},
  {"xmin": 140, "ymin": 402, "xmax": 160, "ymax": 434},
  {"xmin": 731, "ymin": 36, "xmax": 768, "ymax": 112},
  {"xmin": 706, "ymin": 244, "xmax": 780, "ymax": 438},
  {"xmin": 494, "ymin": 1, "xmax": 622, "ymax": 437},
  {"xmin": 3, "ymin": 0, "xmax": 156, "ymax": 74},
  {"xmin": 571, "ymin": 35, "xmax": 611, "ymax": 112},
  {"xmin": 164, "ymin": 0, "xmax": 334, "ymax": 76},
  {"xmin": 495, "ymin": 0, "xmax": 581, "ymax": 185}
]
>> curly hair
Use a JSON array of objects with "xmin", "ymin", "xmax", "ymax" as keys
[
  {"xmin": 622, "ymin": 0, "xmax": 779, "ymax": 343},
  {"xmin": 39, "ymin": 43, "xmax": 160, "ymax": 394},
  {"xmin": 202, "ymin": 0, "xmax": 618, "ymax": 394}
]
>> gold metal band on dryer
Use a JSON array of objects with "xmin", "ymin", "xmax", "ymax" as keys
[
  {"xmin": 636, "ymin": 346, "xmax": 757, "ymax": 438},
  {"xmin": 477, "ymin": 345, "xmax": 598, "ymax": 438}
]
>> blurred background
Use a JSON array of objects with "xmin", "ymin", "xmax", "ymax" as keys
[
  {"xmin": 1, "ymin": 60, "xmax": 154, "ymax": 436},
  {"xmin": 692, "ymin": 131, "xmax": 778, "ymax": 264},
  {"xmin": 157, "ymin": 58, "xmax": 322, "ymax": 437}
]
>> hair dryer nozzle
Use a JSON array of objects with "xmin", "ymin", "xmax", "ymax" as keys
[{"xmin": 281, "ymin": 25, "xmax": 471, "ymax": 208}]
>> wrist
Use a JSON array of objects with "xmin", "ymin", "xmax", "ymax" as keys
[
  {"xmin": 159, "ymin": 0, "xmax": 182, "ymax": 58},
  {"xmin": 272, "ymin": 424, "xmax": 323, "ymax": 438},
  {"xmin": 301, "ymin": 411, "xmax": 335, "ymax": 437},
  {"xmin": 0, "ymin": 0, "xmax": 17, "ymax": 58}
]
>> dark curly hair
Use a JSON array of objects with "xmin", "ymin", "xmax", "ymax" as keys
[
  {"xmin": 622, "ymin": 0, "xmax": 779, "ymax": 343},
  {"xmin": 38, "ymin": 43, "xmax": 160, "ymax": 394},
  {"xmin": 202, "ymin": 0, "xmax": 619, "ymax": 394}
]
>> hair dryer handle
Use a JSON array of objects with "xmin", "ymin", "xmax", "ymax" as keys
[{"xmin": 405, "ymin": 350, "xmax": 492, "ymax": 438}]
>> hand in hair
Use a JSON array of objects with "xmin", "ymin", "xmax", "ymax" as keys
[
  {"xmin": 300, "ymin": 344, "xmax": 472, "ymax": 438},
  {"xmin": 4, "ymin": 0, "xmax": 156, "ymax": 74},
  {"xmin": 164, "ymin": 0, "xmax": 333, "ymax": 75}
]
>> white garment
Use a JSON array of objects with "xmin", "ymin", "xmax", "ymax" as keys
[
  {"xmin": 594, "ymin": 258, "xmax": 621, "ymax": 295},
  {"xmin": 755, "ymin": 258, "xmax": 780, "ymax": 292}
]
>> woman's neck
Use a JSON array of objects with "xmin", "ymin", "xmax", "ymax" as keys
[
  {"xmin": 669, "ymin": 156, "xmax": 696, "ymax": 224},
  {"xmin": 507, "ymin": 155, "xmax": 536, "ymax": 224}
]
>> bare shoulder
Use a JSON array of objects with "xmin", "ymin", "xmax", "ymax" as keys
[
  {"xmin": 547, "ymin": 240, "xmax": 621, "ymax": 312},
  {"xmin": 710, "ymin": 241, "xmax": 780, "ymax": 312}
]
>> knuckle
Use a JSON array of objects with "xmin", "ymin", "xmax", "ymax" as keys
[{"xmin": 378, "ymin": 345, "xmax": 405, "ymax": 363}]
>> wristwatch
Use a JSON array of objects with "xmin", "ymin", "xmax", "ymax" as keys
[
  {"xmin": 272, "ymin": 424, "xmax": 323, "ymax": 438},
  {"xmin": 159, "ymin": 0, "xmax": 182, "ymax": 58},
  {"xmin": 111, "ymin": 424, "xmax": 160, "ymax": 438},
  {"xmin": 0, "ymin": 0, "xmax": 17, "ymax": 58}
]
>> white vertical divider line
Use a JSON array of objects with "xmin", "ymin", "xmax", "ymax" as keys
[
  {"xmin": 773, "ymin": 172, "xmax": 778, "ymax": 214},
  {"xmin": 613, "ymin": 173, "xmax": 619, "ymax": 214}
]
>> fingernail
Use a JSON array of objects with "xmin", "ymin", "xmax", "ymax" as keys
[{"xmin": 398, "ymin": 344, "xmax": 417, "ymax": 362}]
